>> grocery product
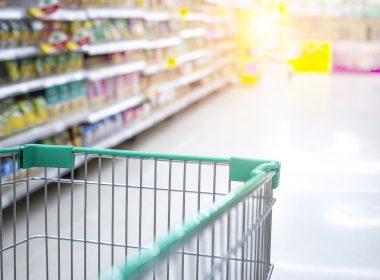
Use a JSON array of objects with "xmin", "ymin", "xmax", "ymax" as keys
[{"xmin": 0, "ymin": 52, "xmax": 84, "ymax": 83}]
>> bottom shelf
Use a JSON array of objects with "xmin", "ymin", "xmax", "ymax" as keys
[{"xmin": 1, "ymin": 79, "xmax": 229, "ymax": 208}]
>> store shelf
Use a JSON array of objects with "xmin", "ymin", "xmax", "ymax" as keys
[
  {"xmin": 144, "ymin": 11, "xmax": 171, "ymax": 21},
  {"xmin": 144, "ymin": 50, "xmax": 211, "ymax": 75},
  {"xmin": 143, "ymin": 62, "xmax": 168, "ymax": 75},
  {"xmin": 87, "ymin": 60, "xmax": 146, "ymax": 81},
  {"xmin": 184, "ymin": 13, "xmax": 211, "ymax": 22},
  {"xmin": 0, "ymin": 111, "xmax": 88, "ymax": 148},
  {"xmin": 180, "ymin": 28, "xmax": 206, "ymax": 39},
  {"xmin": 45, "ymin": 9, "xmax": 88, "ymax": 20},
  {"xmin": 87, "ymin": 8, "xmax": 145, "ymax": 19},
  {"xmin": 0, "ymin": 8, "xmax": 25, "ymax": 20},
  {"xmin": 177, "ymin": 49, "xmax": 211, "ymax": 64},
  {"xmin": 146, "ymin": 37, "xmax": 182, "ymax": 49},
  {"xmin": 84, "ymin": 39, "xmax": 147, "ymax": 56},
  {"xmin": 94, "ymin": 78, "xmax": 228, "ymax": 148},
  {"xmin": 0, "ymin": 78, "xmax": 228, "ymax": 208},
  {"xmin": 87, "ymin": 94, "xmax": 145, "ymax": 123},
  {"xmin": 150, "ymin": 67, "xmax": 215, "ymax": 93},
  {"xmin": 0, "ymin": 46, "xmax": 39, "ymax": 61},
  {"xmin": 0, "ymin": 94, "xmax": 146, "ymax": 147},
  {"xmin": 0, "ymin": 71, "xmax": 86, "ymax": 100}
]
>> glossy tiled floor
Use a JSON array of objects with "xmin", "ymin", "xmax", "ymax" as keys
[{"xmin": 118, "ymin": 64, "xmax": 380, "ymax": 279}]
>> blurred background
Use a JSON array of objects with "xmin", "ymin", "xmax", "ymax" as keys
[{"xmin": 1, "ymin": 0, "xmax": 380, "ymax": 279}]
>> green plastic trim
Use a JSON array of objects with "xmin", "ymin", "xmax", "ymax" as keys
[
  {"xmin": 19, "ymin": 144, "xmax": 74, "ymax": 169},
  {"xmin": 0, "ymin": 145, "xmax": 280, "ymax": 188},
  {"xmin": 230, "ymin": 157, "xmax": 281, "ymax": 188},
  {"xmin": 73, "ymin": 147, "xmax": 230, "ymax": 163},
  {"xmin": 0, "ymin": 146, "xmax": 21, "ymax": 154},
  {"xmin": 99, "ymin": 162, "xmax": 276, "ymax": 280}
]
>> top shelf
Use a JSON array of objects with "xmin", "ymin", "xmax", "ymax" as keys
[{"xmin": 0, "ymin": 7, "xmax": 212, "ymax": 21}]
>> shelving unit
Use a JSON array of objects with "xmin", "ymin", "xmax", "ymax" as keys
[
  {"xmin": 0, "ymin": 46, "xmax": 39, "ymax": 61},
  {"xmin": 86, "ymin": 60, "xmax": 146, "ymax": 81},
  {"xmin": 1, "ymin": 78, "xmax": 228, "ymax": 208},
  {"xmin": 84, "ymin": 39, "xmax": 147, "ymax": 55},
  {"xmin": 0, "ymin": 71, "xmax": 86, "ymax": 99},
  {"xmin": 0, "ymin": 1, "xmax": 236, "ymax": 206}
]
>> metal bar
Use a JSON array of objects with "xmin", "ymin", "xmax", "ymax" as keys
[
  {"xmin": 125, "ymin": 157, "xmax": 129, "ymax": 261},
  {"xmin": 0, "ymin": 159, "xmax": 3, "ymax": 280},
  {"xmin": 111, "ymin": 156, "xmax": 115, "ymax": 268},
  {"xmin": 241, "ymin": 195, "xmax": 247, "ymax": 278},
  {"xmin": 0, "ymin": 231, "xmax": 272, "ymax": 265},
  {"xmin": 234, "ymin": 205, "xmax": 239, "ymax": 280},
  {"xmin": 245, "ymin": 198, "xmax": 250, "ymax": 280},
  {"xmin": 196, "ymin": 161, "xmax": 202, "ymax": 280},
  {"xmin": 57, "ymin": 168, "xmax": 61, "ymax": 280},
  {"xmin": 167, "ymin": 159, "xmax": 172, "ymax": 280},
  {"xmin": 181, "ymin": 161, "xmax": 187, "ymax": 280},
  {"xmin": 153, "ymin": 159, "xmax": 158, "ymax": 280},
  {"xmin": 44, "ymin": 167, "xmax": 49, "ymax": 280},
  {"xmin": 84, "ymin": 155, "xmax": 88, "ymax": 279},
  {"xmin": 211, "ymin": 162, "xmax": 217, "ymax": 279},
  {"xmin": 226, "ymin": 179, "xmax": 231, "ymax": 280},
  {"xmin": 12, "ymin": 154, "xmax": 17, "ymax": 280},
  {"xmin": 97, "ymin": 155, "xmax": 102, "ymax": 276},
  {"xmin": 26, "ymin": 168, "xmax": 30, "ymax": 280},
  {"xmin": 249, "ymin": 196, "xmax": 255, "ymax": 279},
  {"xmin": 138, "ymin": 158, "xmax": 143, "ymax": 255},
  {"xmin": 5, "ymin": 176, "xmax": 229, "ymax": 197},
  {"xmin": 70, "ymin": 156, "xmax": 75, "ymax": 280}
]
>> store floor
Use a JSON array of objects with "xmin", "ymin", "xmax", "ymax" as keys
[
  {"xmin": 3, "ymin": 64, "xmax": 380, "ymax": 279},
  {"xmin": 117, "ymin": 64, "xmax": 380, "ymax": 280}
]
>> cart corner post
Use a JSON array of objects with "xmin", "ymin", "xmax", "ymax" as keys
[
  {"xmin": 230, "ymin": 157, "xmax": 281, "ymax": 189},
  {"xmin": 19, "ymin": 144, "xmax": 75, "ymax": 169}
]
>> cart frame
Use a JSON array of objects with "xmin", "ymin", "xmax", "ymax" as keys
[{"xmin": 0, "ymin": 144, "xmax": 280, "ymax": 280}]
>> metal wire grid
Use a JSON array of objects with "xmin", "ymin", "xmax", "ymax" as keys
[{"xmin": 0, "ymin": 151, "xmax": 275, "ymax": 280}]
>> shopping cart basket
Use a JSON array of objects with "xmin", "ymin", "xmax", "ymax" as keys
[{"xmin": 0, "ymin": 144, "xmax": 280, "ymax": 280}]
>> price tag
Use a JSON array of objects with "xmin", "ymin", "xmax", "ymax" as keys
[
  {"xmin": 180, "ymin": 7, "xmax": 188, "ymax": 18},
  {"xmin": 241, "ymin": 74, "xmax": 256, "ymax": 85},
  {"xmin": 167, "ymin": 57, "xmax": 176, "ymax": 69}
]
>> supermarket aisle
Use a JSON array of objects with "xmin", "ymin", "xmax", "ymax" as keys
[{"xmin": 116, "ymin": 64, "xmax": 380, "ymax": 280}]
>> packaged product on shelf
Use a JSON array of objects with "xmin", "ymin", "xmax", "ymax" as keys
[
  {"xmin": 69, "ymin": 80, "xmax": 88, "ymax": 110},
  {"xmin": 0, "ymin": 157, "xmax": 18, "ymax": 181},
  {"xmin": 8, "ymin": 103, "xmax": 26, "ymax": 134},
  {"xmin": 17, "ymin": 99, "xmax": 39, "ymax": 127},
  {"xmin": 42, "ymin": 55, "xmax": 55, "ymax": 75},
  {"xmin": 70, "ymin": 125, "xmax": 82, "ymax": 146},
  {"xmin": 32, "ymin": 96, "xmax": 49, "ymax": 122},
  {"xmin": 88, "ymin": 80, "xmax": 108, "ymax": 106},
  {"xmin": 4, "ymin": 60, "xmax": 20, "ymax": 82},
  {"xmin": 57, "ymin": 83, "xmax": 71, "ymax": 114},
  {"xmin": 19, "ymin": 58, "xmax": 36, "ymax": 80},
  {"xmin": 0, "ymin": 52, "xmax": 84, "ymax": 83},
  {"xmin": 44, "ymin": 86, "xmax": 61, "ymax": 117},
  {"xmin": 128, "ymin": 19, "xmax": 144, "ymax": 38},
  {"xmin": 0, "ymin": 99, "xmax": 13, "ymax": 138}
]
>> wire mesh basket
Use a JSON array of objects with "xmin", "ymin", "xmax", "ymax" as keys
[{"xmin": 0, "ymin": 144, "xmax": 280, "ymax": 280}]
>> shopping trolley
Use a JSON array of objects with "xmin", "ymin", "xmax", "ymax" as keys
[{"xmin": 0, "ymin": 144, "xmax": 280, "ymax": 280}]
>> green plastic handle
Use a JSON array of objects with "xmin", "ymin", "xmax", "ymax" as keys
[{"xmin": 0, "ymin": 144, "xmax": 280, "ymax": 188}]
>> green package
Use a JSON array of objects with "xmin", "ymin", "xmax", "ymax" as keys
[{"xmin": 5, "ymin": 60, "xmax": 20, "ymax": 82}]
